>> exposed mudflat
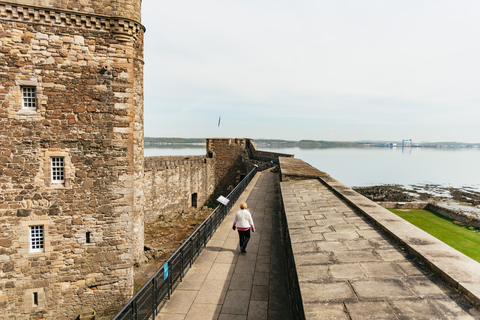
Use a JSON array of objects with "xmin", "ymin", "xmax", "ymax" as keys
[{"xmin": 354, "ymin": 184, "xmax": 480, "ymax": 206}]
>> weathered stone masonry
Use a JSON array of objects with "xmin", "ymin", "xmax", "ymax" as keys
[
  {"xmin": 206, "ymin": 138, "xmax": 294, "ymax": 202},
  {"xmin": 0, "ymin": 2, "xmax": 292, "ymax": 319},
  {"xmin": 0, "ymin": 0, "xmax": 144, "ymax": 319},
  {"xmin": 143, "ymin": 155, "xmax": 215, "ymax": 223}
]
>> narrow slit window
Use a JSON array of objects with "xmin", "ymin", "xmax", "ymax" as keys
[
  {"xmin": 30, "ymin": 226, "xmax": 44, "ymax": 253},
  {"xmin": 33, "ymin": 292, "xmax": 39, "ymax": 306},
  {"xmin": 86, "ymin": 232, "xmax": 91, "ymax": 244},
  {"xmin": 22, "ymin": 87, "xmax": 36, "ymax": 110},
  {"xmin": 51, "ymin": 157, "xmax": 64, "ymax": 183},
  {"xmin": 191, "ymin": 193, "xmax": 198, "ymax": 208}
]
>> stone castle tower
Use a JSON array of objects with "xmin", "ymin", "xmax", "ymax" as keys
[{"xmin": 0, "ymin": 0, "xmax": 145, "ymax": 318}]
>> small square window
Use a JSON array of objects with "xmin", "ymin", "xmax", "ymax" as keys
[
  {"xmin": 51, "ymin": 157, "xmax": 64, "ymax": 183},
  {"xmin": 30, "ymin": 225, "xmax": 44, "ymax": 253},
  {"xmin": 22, "ymin": 87, "xmax": 36, "ymax": 110}
]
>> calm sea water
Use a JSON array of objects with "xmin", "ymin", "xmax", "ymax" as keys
[{"xmin": 144, "ymin": 147, "xmax": 480, "ymax": 192}]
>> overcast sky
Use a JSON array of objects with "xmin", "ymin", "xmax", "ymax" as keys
[{"xmin": 142, "ymin": 0, "xmax": 480, "ymax": 143}]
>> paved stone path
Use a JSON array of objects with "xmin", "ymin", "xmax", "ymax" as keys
[
  {"xmin": 157, "ymin": 170, "xmax": 480, "ymax": 319},
  {"xmin": 158, "ymin": 172, "xmax": 290, "ymax": 320},
  {"xmin": 281, "ymin": 178, "xmax": 480, "ymax": 319}
]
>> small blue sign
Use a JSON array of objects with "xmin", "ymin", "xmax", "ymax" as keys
[{"xmin": 164, "ymin": 263, "xmax": 169, "ymax": 280}]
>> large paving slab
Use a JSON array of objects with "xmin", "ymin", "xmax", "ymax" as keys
[
  {"xmin": 158, "ymin": 172, "xmax": 291, "ymax": 320},
  {"xmin": 281, "ymin": 177, "xmax": 480, "ymax": 319}
]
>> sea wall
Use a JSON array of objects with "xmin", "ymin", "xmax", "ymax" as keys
[
  {"xmin": 377, "ymin": 202, "xmax": 480, "ymax": 229},
  {"xmin": 426, "ymin": 203, "xmax": 480, "ymax": 229},
  {"xmin": 143, "ymin": 156, "xmax": 215, "ymax": 222}
]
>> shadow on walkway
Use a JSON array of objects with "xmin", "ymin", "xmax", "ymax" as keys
[{"xmin": 158, "ymin": 172, "xmax": 291, "ymax": 320}]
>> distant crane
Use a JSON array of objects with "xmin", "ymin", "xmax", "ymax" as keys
[{"xmin": 402, "ymin": 139, "xmax": 412, "ymax": 148}]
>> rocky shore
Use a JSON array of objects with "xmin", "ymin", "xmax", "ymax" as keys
[
  {"xmin": 354, "ymin": 184, "xmax": 480, "ymax": 224},
  {"xmin": 353, "ymin": 184, "xmax": 480, "ymax": 206}
]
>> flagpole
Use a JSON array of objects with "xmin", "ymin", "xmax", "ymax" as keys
[{"xmin": 218, "ymin": 115, "xmax": 221, "ymax": 137}]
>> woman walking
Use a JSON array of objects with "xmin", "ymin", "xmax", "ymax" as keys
[{"xmin": 232, "ymin": 202, "xmax": 255, "ymax": 253}]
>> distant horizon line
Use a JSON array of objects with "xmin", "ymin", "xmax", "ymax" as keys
[{"xmin": 145, "ymin": 137, "xmax": 480, "ymax": 145}]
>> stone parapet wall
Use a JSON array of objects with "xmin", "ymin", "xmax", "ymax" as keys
[
  {"xmin": 245, "ymin": 159, "xmax": 272, "ymax": 172},
  {"xmin": 206, "ymin": 138, "xmax": 296, "ymax": 201},
  {"xmin": 143, "ymin": 155, "xmax": 215, "ymax": 222},
  {"xmin": 246, "ymin": 139, "xmax": 294, "ymax": 164},
  {"xmin": 278, "ymin": 188, "xmax": 305, "ymax": 320},
  {"xmin": 145, "ymin": 155, "xmax": 207, "ymax": 171},
  {"xmin": 279, "ymin": 157, "xmax": 329, "ymax": 182},
  {"xmin": 278, "ymin": 158, "xmax": 480, "ymax": 313},
  {"xmin": 319, "ymin": 176, "xmax": 480, "ymax": 309}
]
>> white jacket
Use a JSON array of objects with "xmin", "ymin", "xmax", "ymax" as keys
[{"xmin": 233, "ymin": 209, "xmax": 255, "ymax": 230}]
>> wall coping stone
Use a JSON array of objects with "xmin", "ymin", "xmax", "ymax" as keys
[
  {"xmin": 279, "ymin": 157, "xmax": 329, "ymax": 180},
  {"xmin": 278, "ymin": 157, "xmax": 480, "ymax": 309},
  {"xmin": 319, "ymin": 175, "xmax": 480, "ymax": 307}
]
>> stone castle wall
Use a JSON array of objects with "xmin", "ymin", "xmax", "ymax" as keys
[
  {"xmin": 206, "ymin": 138, "xmax": 295, "ymax": 200},
  {"xmin": 0, "ymin": 0, "xmax": 144, "ymax": 318},
  {"xmin": 143, "ymin": 155, "xmax": 216, "ymax": 222},
  {"xmin": 246, "ymin": 139, "xmax": 294, "ymax": 171},
  {"xmin": 206, "ymin": 138, "xmax": 250, "ymax": 201}
]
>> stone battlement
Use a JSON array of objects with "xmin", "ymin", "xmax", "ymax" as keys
[
  {"xmin": 144, "ymin": 155, "xmax": 212, "ymax": 171},
  {"xmin": 143, "ymin": 155, "xmax": 215, "ymax": 222}
]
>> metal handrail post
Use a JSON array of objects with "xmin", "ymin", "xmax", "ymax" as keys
[
  {"xmin": 168, "ymin": 264, "xmax": 173, "ymax": 296},
  {"xmin": 133, "ymin": 300, "xmax": 137, "ymax": 320},
  {"xmin": 152, "ymin": 277, "xmax": 156, "ymax": 319},
  {"xmin": 180, "ymin": 247, "xmax": 184, "ymax": 281}
]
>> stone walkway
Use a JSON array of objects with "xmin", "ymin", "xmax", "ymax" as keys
[
  {"xmin": 158, "ymin": 172, "xmax": 290, "ymax": 320},
  {"xmin": 281, "ymin": 178, "xmax": 480, "ymax": 319},
  {"xmin": 156, "ymin": 169, "xmax": 480, "ymax": 319}
]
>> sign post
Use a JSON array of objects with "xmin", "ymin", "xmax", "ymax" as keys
[{"xmin": 216, "ymin": 195, "xmax": 229, "ymax": 206}]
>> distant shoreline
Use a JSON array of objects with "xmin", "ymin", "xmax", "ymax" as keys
[{"xmin": 144, "ymin": 137, "xmax": 480, "ymax": 149}]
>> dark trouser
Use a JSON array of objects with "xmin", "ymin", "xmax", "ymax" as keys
[{"xmin": 238, "ymin": 229, "xmax": 251, "ymax": 251}]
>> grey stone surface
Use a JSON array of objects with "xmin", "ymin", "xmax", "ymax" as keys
[
  {"xmin": 160, "ymin": 166, "xmax": 480, "ymax": 320},
  {"xmin": 345, "ymin": 301, "xmax": 397, "ymax": 319},
  {"xmin": 303, "ymin": 302, "xmax": 349, "ymax": 319},
  {"xmin": 323, "ymin": 175, "xmax": 480, "ymax": 308},
  {"xmin": 300, "ymin": 282, "xmax": 355, "ymax": 303},
  {"xmin": 159, "ymin": 172, "xmax": 291, "ymax": 319},
  {"xmin": 329, "ymin": 263, "xmax": 366, "ymax": 280},
  {"xmin": 280, "ymin": 174, "xmax": 480, "ymax": 319}
]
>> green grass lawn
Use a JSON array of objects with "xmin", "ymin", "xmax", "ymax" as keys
[{"xmin": 388, "ymin": 208, "xmax": 480, "ymax": 263}]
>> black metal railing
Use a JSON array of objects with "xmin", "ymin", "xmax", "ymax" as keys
[{"xmin": 113, "ymin": 165, "xmax": 258, "ymax": 320}]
